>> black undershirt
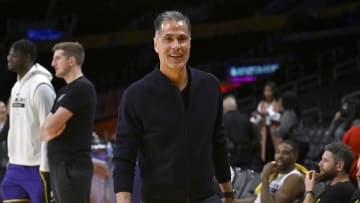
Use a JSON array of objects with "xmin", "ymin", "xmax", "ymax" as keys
[
  {"xmin": 181, "ymin": 83, "xmax": 190, "ymax": 112},
  {"xmin": 180, "ymin": 72, "xmax": 191, "ymax": 112}
]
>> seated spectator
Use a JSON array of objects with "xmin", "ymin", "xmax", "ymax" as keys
[
  {"xmin": 328, "ymin": 97, "xmax": 360, "ymax": 141},
  {"xmin": 272, "ymin": 90, "xmax": 309, "ymax": 164},
  {"xmin": 303, "ymin": 142, "xmax": 355, "ymax": 203},
  {"xmin": 349, "ymin": 156, "xmax": 360, "ymax": 203},
  {"xmin": 342, "ymin": 125, "xmax": 360, "ymax": 184},
  {"xmin": 223, "ymin": 94, "xmax": 260, "ymax": 170},
  {"xmin": 237, "ymin": 140, "xmax": 306, "ymax": 203}
]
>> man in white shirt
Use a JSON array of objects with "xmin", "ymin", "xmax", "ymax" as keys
[
  {"xmin": 1, "ymin": 39, "xmax": 55, "ymax": 203},
  {"xmin": 237, "ymin": 140, "xmax": 305, "ymax": 203}
]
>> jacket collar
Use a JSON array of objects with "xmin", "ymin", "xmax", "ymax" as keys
[{"xmin": 151, "ymin": 64, "xmax": 193, "ymax": 88}]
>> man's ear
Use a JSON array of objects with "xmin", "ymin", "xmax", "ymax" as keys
[
  {"xmin": 69, "ymin": 56, "xmax": 76, "ymax": 66},
  {"xmin": 154, "ymin": 38, "xmax": 159, "ymax": 54},
  {"xmin": 25, "ymin": 54, "xmax": 33, "ymax": 64},
  {"xmin": 336, "ymin": 161, "xmax": 345, "ymax": 172}
]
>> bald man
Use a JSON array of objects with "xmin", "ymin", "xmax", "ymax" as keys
[{"xmin": 223, "ymin": 94, "xmax": 258, "ymax": 169}]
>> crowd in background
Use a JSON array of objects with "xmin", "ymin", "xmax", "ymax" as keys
[{"xmin": 222, "ymin": 80, "xmax": 360, "ymax": 202}]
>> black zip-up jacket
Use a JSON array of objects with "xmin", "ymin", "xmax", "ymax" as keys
[{"xmin": 112, "ymin": 66, "xmax": 231, "ymax": 201}]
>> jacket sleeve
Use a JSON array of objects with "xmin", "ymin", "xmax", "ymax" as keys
[
  {"xmin": 212, "ymin": 88, "xmax": 231, "ymax": 183},
  {"xmin": 34, "ymin": 83, "xmax": 55, "ymax": 172},
  {"xmin": 112, "ymin": 89, "xmax": 142, "ymax": 193}
]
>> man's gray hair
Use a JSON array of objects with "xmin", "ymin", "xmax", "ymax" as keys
[{"xmin": 154, "ymin": 10, "xmax": 191, "ymax": 37}]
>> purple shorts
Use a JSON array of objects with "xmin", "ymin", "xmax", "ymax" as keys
[{"xmin": 1, "ymin": 164, "xmax": 49, "ymax": 203}]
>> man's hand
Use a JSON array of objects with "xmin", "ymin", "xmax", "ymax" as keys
[
  {"xmin": 219, "ymin": 181, "xmax": 235, "ymax": 203},
  {"xmin": 116, "ymin": 192, "xmax": 131, "ymax": 203},
  {"xmin": 262, "ymin": 162, "xmax": 277, "ymax": 180},
  {"xmin": 334, "ymin": 111, "xmax": 342, "ymax": 120},
  {"xmin": 304, "ymin": 170, "xmax": 317, "ymax": 192}
]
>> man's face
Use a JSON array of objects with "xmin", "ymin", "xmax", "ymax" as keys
[
  {"xmin": 154, "ymin": 19, "xmax": 191, "ymax": 70},
  {"xmin": 51, "ymin": 49, "xmax": 71, "ymax": 78},
  {"xmin": 317, "ymin": 151, "xmax": 338, "ymax": 182},
  {"xmin": 7, "ymin": 48, "xmax": 28, "ymax": 74},
  {"xmin": 274, "ymin": 142, "xmax": 297, "ymax": 172}
]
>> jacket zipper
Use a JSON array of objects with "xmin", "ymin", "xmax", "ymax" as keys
[{"xmin": 175, "ymin": 87, "xmax": 190, "ymax": 202}]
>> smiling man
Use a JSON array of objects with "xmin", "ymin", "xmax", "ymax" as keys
[
  {"xmin": 112, "ymin": 10, "xmax": 234, "ymax": 203},
  {"xmin": 237, "ymin": 140, "xmax": 305, "ymax": 203}
]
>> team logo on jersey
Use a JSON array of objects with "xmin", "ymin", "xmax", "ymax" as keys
[{"xmin": 12, "ymin": 97, "xmax": 25, "ymax": 108}]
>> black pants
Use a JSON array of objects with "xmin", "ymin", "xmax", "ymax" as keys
[
  {"xmin": 49, "ymin": 163, "xmax": 93, "ymax": 203},
  {"xmin": 265, "ymin": 126, "xmax": 275, "ymax": 164}
]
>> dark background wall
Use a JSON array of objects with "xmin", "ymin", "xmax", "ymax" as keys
[{"xmin": 1, "ymin": 0, "xmax": 360, "ymax": 128}]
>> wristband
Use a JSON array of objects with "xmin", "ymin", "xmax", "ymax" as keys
[
  {"xmin": 306, "ymin": 191, "xmax": 314, "ymax": 197},
  {"xmin": 223, "ymin": 191, "xmax": 234, "ymax": 199}
]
